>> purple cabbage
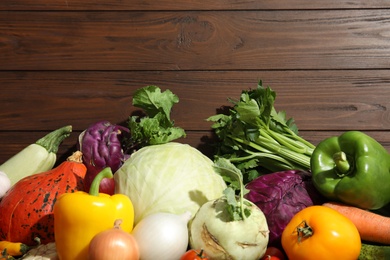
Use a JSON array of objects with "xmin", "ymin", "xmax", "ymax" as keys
[
  {"xmin": 78, "ymin": 121, "xmax": 130, "ymax": 195},
  {"xmin": 244, "ymin": 170, "xmax": 324, "ymax": 247}
]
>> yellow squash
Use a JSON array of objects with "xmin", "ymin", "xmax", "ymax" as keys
[{"xmin": 0, "ymin": 240, "xmax": 29, "ymax": 257}]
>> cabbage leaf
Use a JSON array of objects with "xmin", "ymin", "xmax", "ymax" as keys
[{"xmin": 114, "ymin": 142, "xmax": 227, "ymax": 224}]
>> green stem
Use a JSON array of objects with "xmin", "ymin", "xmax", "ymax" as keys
[
  {"xmin": 271, "ymin": 129, "xmax": 314, "ymax": 156},
  {"xmin": 89, "ymin": 167, "xmax": 113, "ymax": 196},
  {"xmin": 296, "ymin": 220, "xmax": 313, "ymax": 243},
  {"xmin": 231, "ymin": 150, "xmax": 297, "ymax": 169},
  {"xmin": 263, "ymin": 128, "xmax": 307, "ymax": 154},
  {"xmin": 259, "ymin": 121, "xmax": 315, "ymax": 155},
  {"xmin": 257, "ymin": 157, "xmax": 300, "ymax": 172},
  {"xmin": 333, "ymin": 151, "xmax": 351, "ymax": 176},
  {"xmin": 284, "ymin": 127, "xmax": 316, "ymax": 150},
  {"xmin": 35, "ymin": 125, "xmax": 72, "ymax": 153},
  {"xmin": 230, "ymin": 135, "xmax": 311, "ymax": 170},
  {"xmin": 239, "ymin": 182, "xmax": 246, "ymax": 220}
]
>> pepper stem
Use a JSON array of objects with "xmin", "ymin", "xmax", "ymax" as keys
[
  {"xmin": 295, "ymin": 220, "xmax": 313, "ymax": 243},
  {"xmin": 89, "ymin": 167, "xmax": 113, "ymax": 196},
  {"xmin": 113, "ymin": 219, "xmax": 123, "ymax": 229},
  {"xmin": 333, "ymin": 151, "xmax": 351, "ymax": 176}
]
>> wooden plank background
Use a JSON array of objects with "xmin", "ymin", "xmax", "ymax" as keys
[{"xmin": 1, "ymin": 1, "xmax": 390, "ymax": 163}]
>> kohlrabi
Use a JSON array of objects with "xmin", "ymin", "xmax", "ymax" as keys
[{"xmin": 189, "ymin": 158, "xmax": 269, "ymax": 260}]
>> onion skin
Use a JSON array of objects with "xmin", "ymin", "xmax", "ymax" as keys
[
  {"xmin": 131, "ymin": 211, "xmax": 192, "ymax": 260},
  {"xmin": 89, "ymin": 219, "xmax": 139, "ymax": 260}
]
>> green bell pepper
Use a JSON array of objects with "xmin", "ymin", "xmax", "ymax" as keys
[{"xmin": 310, "ymin": 131, "xmax": 390, "ymax": 210}]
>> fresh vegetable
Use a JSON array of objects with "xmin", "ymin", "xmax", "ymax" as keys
[
  {"xmin": 180, "ymin": 249, "xmax": 209, "ymax": 260},
  {"xmin": 245, "ymin": 170, "xmax": 324, "ymax": 246},
  {"xmin": 323, "ymin": 201, "xmax": 390, "ymax": 244},
  {"xmin": 79, "ymin": 86, "xmax": 185, "ymax": 195},
  {"xmin": 0, "ymin": 241, "xmax": 29, "ymax": 257},
  {"xmin": 0, "ymin": 125, "xmax": 72, "ymax": 186},
  {"xmin": 189, "ymin": 158, "xmax": 269, "ymax": 260},
  {"xmin": 359, "ymin": 243, "xmax": 390, "ymax": 260},
  {"xmin": 0, "ymin": 151, "xmax": 86, "ymax": 245},
  {"xmin": 281, "ymin": 205, "xmax": 361, "ymax": 260},
  {"xmin": 207, "ymin": 81, "xmax": 315, "ymax": 182},
  {"xmin": 78, "ymin": 120, "xmax": 130, "ymax": 195},
  {"xmin": 114, "ymin": 142, "xmax": 227, "ymax": 225},
  {"xmin": 20, "ymin": 241, "xmax": 58, "ymax": 260},
  {"xmin": 126, "ymin": 85, "xmax": 186, "ymax": 147},
  {"xmin": 89, "ymin": 219, "xmax": 139, "ymax": 260},
  {"xmin": 311, "ymin": 130, "xmax": 390, "ymax": 210},
  {"xmin": 54, "ymin": 167, "xmax": 134, "ymax": 260},
  {"xmin": 132, "ymin": 211, "xmax": 191, "ymax": 260},
  {"xmin": 0, "ymin": 171, "xmax": 11, "ymax": 199},
  {"xmin": 260, "ymin": 247, "xmax": 285, "ymax": 260}
]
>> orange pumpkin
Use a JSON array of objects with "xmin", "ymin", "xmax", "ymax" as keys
[{"xmin": 0, "ymin": 151, "xmax": 86, "ymax": 245}]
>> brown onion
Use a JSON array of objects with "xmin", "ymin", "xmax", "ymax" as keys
[{"xmin": 89, "ymin": 219, "xmax": 139, "ymax": 260}]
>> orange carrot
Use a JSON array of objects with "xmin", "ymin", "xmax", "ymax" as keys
[{"xmin": 323, "ymin": 201, "xmax": 390, "ymax": 245}]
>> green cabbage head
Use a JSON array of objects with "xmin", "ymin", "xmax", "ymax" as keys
[{"xmin": 114, "ymin": 142, "xmax": 227, "ymax": 224}]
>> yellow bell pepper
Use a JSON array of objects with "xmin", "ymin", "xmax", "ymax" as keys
[{"xmin": 53, "ymin": 167, "xmax": 134, "ymax": 260}]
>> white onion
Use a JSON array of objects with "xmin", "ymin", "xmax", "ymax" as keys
[{"xmin": 131, "ymin": 211, "xmax": 191, "ymax": 260}]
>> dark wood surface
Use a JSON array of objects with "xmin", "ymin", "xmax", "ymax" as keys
[{"xmin": 1, "ymin": 2, "xmax": 390, "ymax": 163}]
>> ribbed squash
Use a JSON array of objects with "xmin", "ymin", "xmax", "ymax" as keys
[{"xmin": 0, "ymin": 151, "xmax": 86, "ymax": 246}]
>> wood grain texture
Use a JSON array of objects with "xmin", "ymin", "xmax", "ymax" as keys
[
  {"xmin": 1, "ymin": 1, "xmax": 390, "ymax": 10},
  {"xmin": 2, "ymin": 10, "xmax": 390, "ymax": 70},
  {"xmin": 1, "ymin": 3, "xmax": 390, "ymax": 164},
  {"xmin": 1, "ymin": 70, "xmax": 389, "ymax": 132}
]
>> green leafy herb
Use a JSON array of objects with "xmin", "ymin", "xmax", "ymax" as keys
[
  {"xmin": 127, "ymin": 85, "xmax": 186, "ymax": 148},
  {"xmin": 213, "ymin": 158, "xmax": 250, "ymax": 221},
  {"xmin": 208, "ymin": 81, "xmax": 315, "ymax": 182}
]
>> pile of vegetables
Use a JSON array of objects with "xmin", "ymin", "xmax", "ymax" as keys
[
  {"xmin": 78, "ymin": 86, "xmax": 186, "ymax": 195},
  {"xmin": 114, "ymin": 142, "xmax": 227, "ymax": 225},
  {"xmin": 0, "ymin": 151, "xmax": 87, "ymax": 245},
  {"xmin": 0, "ymin": 82, "xmax": 390, "ymax": 260}
]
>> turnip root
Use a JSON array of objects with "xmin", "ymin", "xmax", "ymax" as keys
[{"xmin": 189, "ymin": 158, "xmax": 269, "ymax": 260}]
